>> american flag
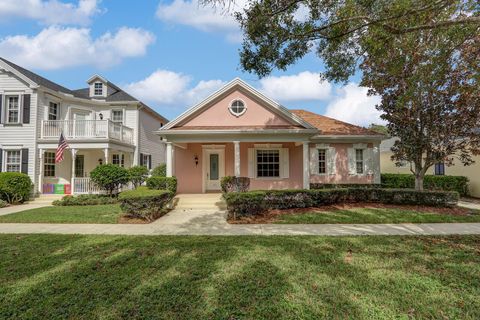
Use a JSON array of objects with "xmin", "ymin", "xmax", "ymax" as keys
[{"xmin": 55, "ymin": 132, "xmax": 69, "ymax": 163}]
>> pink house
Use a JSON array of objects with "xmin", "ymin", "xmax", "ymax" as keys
[{"xmin": 158, "ymin": 79, "xmax": 385, "ymax": 194}]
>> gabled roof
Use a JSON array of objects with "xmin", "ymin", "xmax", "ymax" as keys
[
  {"xmin": 72, "ymin": 81, "xmax": 138, "ymax": 102},
  {"xmin": 290, "ymin": 109, "xmax": 382, "ymax": 136},
  {"xmin": 162, "ymin": 78, "xmax": 316, "ymax": 130}
]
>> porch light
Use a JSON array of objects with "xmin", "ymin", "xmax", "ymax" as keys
[
  {"xmin": 98, "ymin": 158, "xmax": 103, "ymax": 165},
  {"xmin": 194, "ymin": 154, "xmax": 199, "ymax": 166},
  {"xmin": 99, "ymin": 113, "xmax": 104, "ymax": 120}
]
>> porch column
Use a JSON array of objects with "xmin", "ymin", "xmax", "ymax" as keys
[
  {"xmin": 71, "ymin": 148, "xmax": 77, "ymax": 195},
  {"xmin": 166, "ymin": 142, "xmax": 173, "ymax": 177},
  {"xmin": 38, "ymin": 149, "xmax": 44, "ymax": 193},
  {"xmin": 302, "ymin": 142, "xmax": 310, "ymax": 189},
  {"xmin": 104, "ymin": 148, "xmax": 110, "ymax": 164},
  {"xmin": 233, "ymin": 141, "xmax": 241, "ymax": 176}
]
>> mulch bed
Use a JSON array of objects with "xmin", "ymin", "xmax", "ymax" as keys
[
  {"xmin": 118, "ymin": 216, "xmax": 150, "ymax": 224},
  {"xmin": 228, "ymin": 203, "xmax": 478, "ymax": 224}
]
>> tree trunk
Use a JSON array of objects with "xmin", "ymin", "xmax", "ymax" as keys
[{"xmin": 415, "ymin": 174, "xmax": 424, "ymax": 191}]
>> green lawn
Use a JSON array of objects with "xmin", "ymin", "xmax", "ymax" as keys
[
  {"xmin": 1, "ymin": 235, "xmax": 480, "ymax": 319},
  {"xmin": 0, "ymin": 204, "xmax": 122, "ymax": 224},
  {"xmin": 274, "ymin": 207, "xmax": 480, "ymax": 224}
]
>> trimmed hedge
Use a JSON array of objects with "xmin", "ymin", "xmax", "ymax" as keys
[
  {"xmin": 119, "ymin": 187, "xmax": 173, "ymax": 221},
  {"xmin": 0, "ymin": 172, "xmax": 33, "ymax": 204},
  {"xmin": 221, "ymin": 176, "xmax": 250, "ymax": 193},
  {"xmin": 53, "ymin": 194, "xmax": 119, "ymax": 206},
  {"xmin": 381, "ymin": 173, "xmax": 469, "ymax": 196},
  {"xmin": 224, "ymin": 188, "xmax": 459, "ymax": 218},
  {"xmin": 146, "ymin": 176, "xmax": 177, "ymax": 194},
  {"xmin": 311, "ymin": 183, "xmax": 381, "ymax": 189},
  {"xmin": 151, "ymin": 164, "xmax": 167, "ymax": 177}
]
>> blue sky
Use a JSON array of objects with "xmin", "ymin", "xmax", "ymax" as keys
[{"xmin": 0, "ymin": 0, "xmax": 383, "ymax": 125}]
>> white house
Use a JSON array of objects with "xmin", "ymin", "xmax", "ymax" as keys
[{"xmin": 0, "ymin": 57, "xmax": 167, "ymax": 195}]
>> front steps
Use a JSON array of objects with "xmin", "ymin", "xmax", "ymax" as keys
[
  {"xmin": 30, "ymin": 194, "xmax": 64, "ymax": 205},
  {"xmin": 173, "ymin": 193, "xmax": 226, "ymax": 211}
]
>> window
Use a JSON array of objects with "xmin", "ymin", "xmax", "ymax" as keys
[
  {"xmin": 434, "ymin": 162, "xmax": 445, "ymax": 175},
  {"xmin": 318, "ymin": 149, "xmax": 327, "ymax": 174},
  {"xmin": 355, "ymin": 149, "xmax": 364, "ymax": 174},
  {"xmin": 5, "ymin": 150, "xmax": 21, "ymax": 172},
  {"xmin": 48, "ymin": 102, "xmax": 58, "ymax": 120},
  {"xmin": 111, "ymin": 110, "xmax": 123, "ymax": 123},
  {"xmin": 141, "ymin": 154, "xmax": 151, "ymax": 170},
  {"xmin": 94, "ymin": 82, "xmax": 103, "ymax": 96},
  {"xmin": 112, "ymin": 154, "xmax": 125, "ymax": 167},
  {"xmin": 229, "ymin": 99, "xmax": 246, "ymax": 117},
  {"xmin": 75, "ymin": 155, "xmax": 85, "ymax": 177},
  {"xmin": 6, "ymin": 96, "xmax": 20, "ymax": 123},
  {"xmin": 44, "ymin": 152, "xmax": 56, "ymax": 177},
  {"xmin": 256, "ymin": 149, "xmax": 280, "ymax": 178}
]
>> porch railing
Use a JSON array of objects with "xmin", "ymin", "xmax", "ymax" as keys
[
  {"xmin": 41, "ymin": 120, "xmax": 134, "ymax": 145},
  {"xmin": 72, "ymin": 177, "xmax": 134, "ymax": 195}
]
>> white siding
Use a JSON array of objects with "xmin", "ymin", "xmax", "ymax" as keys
[{"xmin": 138, "ymin": 109, "xmax": 165, "ymax": 168}]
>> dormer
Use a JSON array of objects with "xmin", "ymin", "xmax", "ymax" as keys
[{"xmin": 87, "ymin": 75, "xmax": 108, "ymax": 99}]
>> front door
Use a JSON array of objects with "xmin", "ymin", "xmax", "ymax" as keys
[
  {"xmin": 205, "ymin": 149, "xmax": 225, "ymax": 191},
  {"xmin": 73, "ymin": 113, "xmax": 88, "ymax": 137}
]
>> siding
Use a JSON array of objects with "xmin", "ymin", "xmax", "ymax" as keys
[{"xmin": 138, "ymin": 109, "xmax": 165, "ymax": 168}]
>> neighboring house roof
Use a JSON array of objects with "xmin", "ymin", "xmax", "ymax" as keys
[
  {"xmin": 290, "ymin": 109, "xmax": 381, "ymax": 136},
  {"xmin": 0, "ymin": 57, "xmax": 167, "ymax": 122}
]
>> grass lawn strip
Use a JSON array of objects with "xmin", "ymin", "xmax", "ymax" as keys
[
  {"xmin": 1, "ymin": 234, "xmax": 479, "ymax": 319},
  {"xmin": 0, "ymin": 204, "xmax": 122, "ymax": 224}
]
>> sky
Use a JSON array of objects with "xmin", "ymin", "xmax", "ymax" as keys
[{"xmin": 0, "ymin": 0, "xmax": 384, "ymax": 126}]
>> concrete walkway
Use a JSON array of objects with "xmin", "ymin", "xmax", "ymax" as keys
[
  {"xmin": 0, "ymin": 195, "xmax": 61, "ymax": 216},
  {"xmin": 0, "ymin": 193, "xmax": 480, "ymax": 236}
]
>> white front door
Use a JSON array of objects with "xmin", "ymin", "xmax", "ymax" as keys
[
  {"xmin": 204, "ymin": 149, "xmax": 225, "ymax": 191},
  {"xmin": 73, "ymin": 112, "xmax": 88, "ymax": 137}
]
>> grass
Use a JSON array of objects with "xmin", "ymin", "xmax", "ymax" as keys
[
  {"xmin": 1, "ymin": 234, "xmax": 480, "ymax": 319},
  {"xmin": 274, "ymin": 207, "xmax": 480, "ymax": 224},
  {"xmin": 0, "ymin": 204, "xmax": 122, "ymax": 224}
]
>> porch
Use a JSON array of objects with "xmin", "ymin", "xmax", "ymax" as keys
[
  {"xmin": 38, "ymin": 147, "xmax": 135, "ymax": 195},
  {"xmin": 40, "ymin": 120, "xmax": 134, "ymax": 145}
]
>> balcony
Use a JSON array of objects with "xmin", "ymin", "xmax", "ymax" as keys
[{"xmin": 41, "ymin": 120, "xmax": 134, "ymax": 145}]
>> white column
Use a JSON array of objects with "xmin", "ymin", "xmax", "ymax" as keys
[
  {"xmin": 38, "ymin": 149, "xmax": 44, "ymax": 193},
  {"xmin": 71, "ymin": 148, "xmax": 77, "ymax": 195},
  {"xmin": 104, "ymin": 148, "xmax": 109, "ymax": 164},
  {"xmin": 303, "ymin": 142, "xmax": 310, "ymax": 189},
  {"xmin": 166, "ymin": 142, "xmax": 173, "ymax": 177},
  {"xmin": 233, "ymin": 141, "xmax": 241, "ymax": 176}
]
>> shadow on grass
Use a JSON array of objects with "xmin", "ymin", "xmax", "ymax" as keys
[{"xmin": 1, "ymin": 235, "xmax": 480, "ymax": 319}]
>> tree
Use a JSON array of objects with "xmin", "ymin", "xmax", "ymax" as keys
[
  {"xmin": 90, "ymin": 164, "xmax": 130, "ymax": 196},
  {"xmin": 205, "ymin": 0, "xmax": 480, "ymax": 190},
  {"xmin": 128, "ymin": 165, "xmax": 150, "ymax": 188},
  {"xmin": 368, "ymin": 124, "xmax": 388, "ymax": 135}
]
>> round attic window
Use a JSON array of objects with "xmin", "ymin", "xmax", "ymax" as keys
[{"xmin": 229, "ymin": 99, "xmax": 247, "ymax": 117}]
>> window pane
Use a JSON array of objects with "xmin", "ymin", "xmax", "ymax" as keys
[
  {"xmin": 318, "ymin": 149, "xmax": 326, "ymax": 174},
  {"xmin": 355, "ymin": 149, "xmax": 364, "ymax": 174},
  {"xmin": 256, "ymin": 149, "xmax": 280, "ymax": 178},
  {"xmin": 6, "ymin": 150, "xmax": 21, "ymax": 172},
  {"xmin": 44, "ymin": 152, "xmax": 56, "ymax": 177},
  {"xmin": 209, "ymin": 154, "xmax": 219, "ymax": 180},
  {"xmin": 112, "ymin": 110, "xmax": 123, "ymax": 122},
  {"xmin": 48, "ymin": 102, "xmax": 58, "ymax": 120},
  {"xmin": 7, "ymin": 96, "xmax": 19, "ymax": 123}
]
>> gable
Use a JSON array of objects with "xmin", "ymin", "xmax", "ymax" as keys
[
  {"xmin": 0, "ymin": 68, "xmax": 31, "ymax": 91},
  {"xmin": 176, "ymin": 86, "xmax": 303, "ymax": 129}
]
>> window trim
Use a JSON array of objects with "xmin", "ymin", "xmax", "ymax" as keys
[
  {"xmin": 141, "ymin": 153, "xmax": 151, "ymax": 170},
  {"xmin": 255, "ymin": 148, "xmax": 281, "ymax": 179},
  {"xmin": 355, "ymin": 148, "xmax": 364, "ymax": 175},
  {"xmin": 44, "ymin": 151, "xmax": 56, "ymax": 177},
  {"xmin": 228, "ymin": 98, "xmax": 247, "ymax": 117},
  {"xmin": 434, "ymin": 162, "xmax": 445, "ymax": 175},
  {"xmin": 4, "ymin": 149, "xmax": 22, "ymax": 173},
  {"xmin": 93, "ymin": 82, "xmax": 104, "ymax": 96},
  {"xmin": 48, "ymin": 101, "xmax": 59, "ymax": 121},
  {"xmin": 317, "ymin": 148, "xmax": 327, "ymax": 175},
  {"xmin": 5, "ymin": 94, "xmax": 22, "ymax": 124},
  {"xmin": 111, "ymin": 109, "xmax": 124, "ymax": 124},
  {"xmin": 112, "ymin": 153, "xmax": 125, "ymax": 167}
]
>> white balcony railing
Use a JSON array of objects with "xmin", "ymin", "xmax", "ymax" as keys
[
  {"xmin": 73, "ymin": 177, "xmax": 133, "ymax": 194},
  {"xmin": 41, "ymin": 120, "xmax": 134, "ymax": 144}
]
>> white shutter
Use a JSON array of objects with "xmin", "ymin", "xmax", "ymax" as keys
[
  {"xmin": 364, "ymin": 148, "xmax": 374, "ymax": 175},
  {"xmin": 280, "ymin": 148, "xmax": 289, "ymax": 178},
  {"xmin": 347, "ymin": 148, "xmax": 356, "ymax": 175},
  {"xmin": 309, "ymin": 148, "xmax": 318, "ymax": 175},
  {"xmin": 327, "ymin": 147, "xmax": 337, "ymax": 175},
  {"xmin": 248, "ymin": 148, "xmax": 255, "ymax": 178}
]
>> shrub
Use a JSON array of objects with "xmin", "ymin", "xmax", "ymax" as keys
[
  {"xmin": 146, "ymin": 176, "xmax": 177, "ymax": 194},
  {"xmin": 221, "ymin": 176, "xmax": 250, "ymax": 193},
  {"xmin": 119, "ymin": 187, "xmax": 173, "ymax": 221},
  {"xmin": 0, "ymin": 199, "xmax": 8, "ymax": 208},
  {"xmin": 52, "ymin": 194, "xmax": 119, "ymax": 206},
  {"xmin": 90, "ymin": 164, "xmax": 130, "ymax": 195},
  {"xmin": 128, "ymin": 166, "xmax": 149, "ymax": 188},
  {"xmin": 151, "ymin": 164, "xmax": 167, "ymax": 177},
  {"xmin": 311, "ymin": 183, "xmax": 380, "ymax": 189},
  {"xmin": 381, "ymin": 173, "xmax": 469, "ymax": 196},
  {"xmin": 0, "ymin": 172, "xmax": 33, "ymax": 204},
  {"xmin": 224, "ymin": 188, "xmax": 459, "ymax": 218}
]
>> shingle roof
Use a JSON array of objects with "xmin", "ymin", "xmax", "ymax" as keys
[{"xmin": 290, "ymin": 109, "xmax": 381, "ymax": 136}]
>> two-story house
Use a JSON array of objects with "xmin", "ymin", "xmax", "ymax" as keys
[{"xmin": 0, "ymin": 58, "xmax": 167, "ymax": 195}]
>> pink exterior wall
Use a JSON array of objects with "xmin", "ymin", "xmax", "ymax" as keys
[
  {"xmin": 309, "ymin": 143, "xmax": 374, "ymax": 184},
  {"xmin": 180, "ymin": 89, "xmax": 297, "ymax": 128}
]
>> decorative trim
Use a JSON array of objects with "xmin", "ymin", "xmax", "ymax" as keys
[
  {"xmin": 201, "ymin": 144, "xmax": 226, "ymax": 149},
  {"xmin": 254, "ymin": 143, "xmax": 282, "ymax": 148},
  {"xmin": 353, "ymin": 143, "xmax": 368, "ymax": 149},
  {"xmin": 228, "ymin": 98, "xmax": 247, "ymax": 117}
]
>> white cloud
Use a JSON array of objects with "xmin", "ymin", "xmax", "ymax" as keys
[
  {"xmin": 258, "ymin": 71, "xmax": 332, "ymax": 101},
  {"xmin": 0, "ymin": 26, "xmax": 155, "ymax": 70},
  {"xmin": 324, "ymin": 83, "xmax": 384, "ymax": 126},
  {"xmin": 0, "ymin": 0, "xmax": 102, "ymax": 26},
  {"xmin": 124, "ymin": 69, "xmax": 225, "ymax": 106},
  {"xmin": 156, "ymin": 0, "xmax": 246, "ymax": 41}
]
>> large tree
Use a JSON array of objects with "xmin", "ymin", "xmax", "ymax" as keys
[{"xmin": 205, "ymin": 0, "xmax": 480, "ymax": 190}]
